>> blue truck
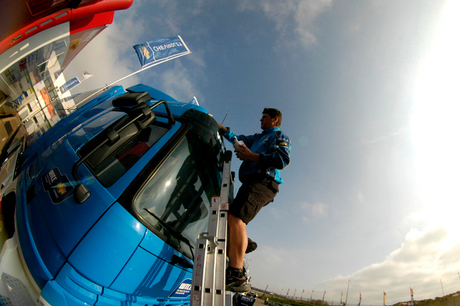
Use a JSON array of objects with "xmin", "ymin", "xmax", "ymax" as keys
[{"xmin": 0, "ymin": 84, "xmax": 227, "ymax": 305}]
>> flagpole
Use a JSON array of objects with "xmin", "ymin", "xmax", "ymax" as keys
[
  {"xmin": 73, "ymin": 36, "xmax": 191, "ymax": 108},
  {"xmin": 410, "ymin": 288, "xmax": 414, "ymax": 306},
  {"xmin": 110, "ymin": 52, "xmax": 190, "ymax": 86},
  {"xmin": 113, "ymin": 34, "xmax": 191, "ymax": 86},
  {"xmin": 74, "ymin": 53, "xmax": 190, "ymax": 108},
  {"xmin": 345, "ymin": 280, "xmax": 351, "ymax": 306},
  {"xmin": 177, "ymin": 35, "xmax": 191, "ymax": 53},
  {"xmin": 440, "ymin": 279, "xmax": 447, "ymax": 306}
]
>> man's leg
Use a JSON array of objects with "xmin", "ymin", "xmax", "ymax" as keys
[
  {"xmin": 226, "ymin": 213, "xmax": 250, "ymax": 292},
  {"xmin": 226, "ymin": 178, "xmax": 278, "ymax": 292},
  {"xmin": 227, "ymin": 213, "xmax": 248, "ymax": 269}
]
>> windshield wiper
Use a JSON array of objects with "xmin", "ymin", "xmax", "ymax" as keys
[{"xmin": 143, "ymin": 208, "xmax": 195, "ymax": 261}]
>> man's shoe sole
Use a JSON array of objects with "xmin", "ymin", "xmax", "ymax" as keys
[{"xmin": 246, "ymin": 239, "xmax": 257, "ymax": 254}]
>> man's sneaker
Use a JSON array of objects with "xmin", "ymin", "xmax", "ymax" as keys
[
  {"xmin": 246, "ymin": 238, "xmax": 257, "ymax": 254},
  {"xmin": 226, "ymin": 268, "xmax": 251, "ymax": 292}
]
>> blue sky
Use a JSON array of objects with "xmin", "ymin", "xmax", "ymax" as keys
[{"xmin": 65, "ymin": 0, "xmax": 460, "ymax": 304}]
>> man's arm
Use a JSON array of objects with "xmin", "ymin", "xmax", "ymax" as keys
[
  {"xmin": 216, "ymin": 122, "xmax": 259, "ymax": 162},
  {"xmin": 217, "ymin": 122, "xmax": 227, "ymax": 134},
  {"xmin": 258, "ymin": 133, "xmax": 291, "ymax": 170}
]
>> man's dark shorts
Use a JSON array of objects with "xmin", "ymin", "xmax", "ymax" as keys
[{"xmin": 230, "ymin": 175, "xmax": 279, "ymax": 224}]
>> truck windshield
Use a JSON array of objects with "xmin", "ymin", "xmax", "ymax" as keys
[{"xmin": 133, "ymin": 132, "xmax": 221, "ymax": 258}]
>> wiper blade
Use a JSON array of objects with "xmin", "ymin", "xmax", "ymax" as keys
[{"xmin": 143, "ymin": 208, "xmax": 195, "ymax": 261}]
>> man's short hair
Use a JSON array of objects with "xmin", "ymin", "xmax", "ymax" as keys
[{"xmin": 263, "ymin": 108, "xmax": 282, "ymax": 127}]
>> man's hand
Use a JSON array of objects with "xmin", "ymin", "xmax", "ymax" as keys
[{"xmin": 235, "ymin": 145, "xmax": 260, "ymax": 162}]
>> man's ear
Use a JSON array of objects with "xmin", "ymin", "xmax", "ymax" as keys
[{"xmin": 273, "ymin": 116, "xmax": 279, "ymax": 126}]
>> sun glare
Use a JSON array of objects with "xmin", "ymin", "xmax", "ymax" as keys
[{"xmin": 410, "ymin": 0, "xmax": 460, "ymax": 239}]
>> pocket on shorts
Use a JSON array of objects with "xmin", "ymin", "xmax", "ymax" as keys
[{"xmin": 267, "ymin": 180, "xmax": 279, "ymax": 194}]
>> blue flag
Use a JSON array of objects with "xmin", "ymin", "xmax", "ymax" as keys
[{"xmin": 133, "ymin": 36, "xmax": 191, "ymax": 67}]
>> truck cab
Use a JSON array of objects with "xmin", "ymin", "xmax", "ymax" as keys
[{"xmin": 0, "ymin": 84, "xmax": 226, "ymax": 306}]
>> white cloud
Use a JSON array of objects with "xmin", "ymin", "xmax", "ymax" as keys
[
  {"xmin": 358, "ymin": 192, "xmax": 365, "ymax": 203},
  {"xmin": 152, "ymin": 61, "xmax": 203, "ymax": 102},
  {"xmin": 302, "ymin": 202, "xmax": 329, "ymax": 222},
  {"xmin": 295, "ymin": 0, "xmax": 334, "ymax": 46},
  {"xmin": 265, "ymin": 202, "xmax": 293, "ymax": 222},
  {"xmin": 238, "ymin": 0, "xmax": 334, "ymax": 49},
  {"xmin": 249, "ymin": 245, "xmax": 326, "ymax": 292},
  {"xmin": 320, "ymin": 227, "xmax": 460, "ymax": 305},
  {"xmin": 360, "ymin": 126, "xmax": 409, "ymax": 145}
]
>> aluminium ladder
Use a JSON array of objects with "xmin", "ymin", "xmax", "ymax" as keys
[{"xmin": 191, "ymin": 151, "xmax": 234, "ymax": 306}]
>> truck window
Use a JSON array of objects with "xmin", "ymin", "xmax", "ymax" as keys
[
  {"xmin": 134, "ymin": 132, "xmax": 220, "ymax": 258},
  {"xmin": 92, "ymin": 124, "xmax": 169, "ymax": 186}
]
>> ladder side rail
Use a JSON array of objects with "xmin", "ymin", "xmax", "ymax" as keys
[
  {"xmin": 191, "ymin": 236, "xmax": 210, "ymax": 306},
  {"xmin": 191, "ymin": 151, "xmax": 234, "ymax": 306},
  {"xmin": 215, "ymin": 158, "xmax": 233, "ymax": 305},
  {"xmin": 203, "ymin": 197, "xmax": 222, "ymax": 305},
  {"xmin": 191, "ymin": 198, "xmax": 220, "ymax": 305}
]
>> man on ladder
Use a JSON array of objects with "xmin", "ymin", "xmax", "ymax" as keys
[
  {"xmin": 217, "ymin": 107, "xmax": 291, "ymax": 292},
  {"xmin": 191, "ymin": 108, "xmax": 291, "ymax": 305}
]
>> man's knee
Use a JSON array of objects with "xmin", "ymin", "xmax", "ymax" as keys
[{"xmin": 228, "ymin": 213, "xmax": 245, "ymax": 228}]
